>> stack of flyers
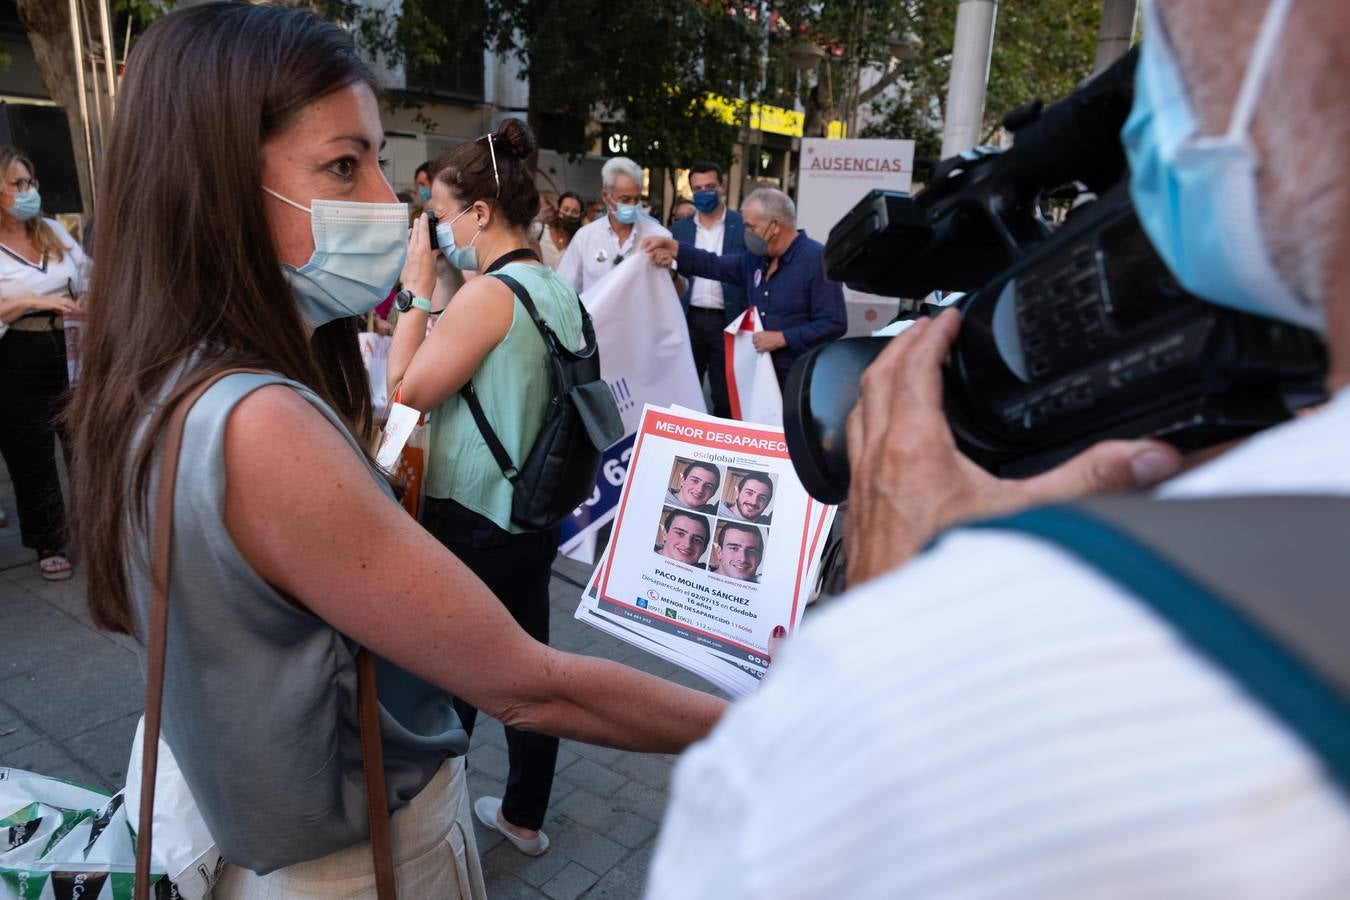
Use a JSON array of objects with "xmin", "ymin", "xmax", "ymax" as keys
[{"xmin": 574, "ymin": 404, "xmax": 837, "ymax": 697}]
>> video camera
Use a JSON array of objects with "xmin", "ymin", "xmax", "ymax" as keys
[{"xmin": 784, "ymin": 49, "xmax": 1326, "ymax": 505}]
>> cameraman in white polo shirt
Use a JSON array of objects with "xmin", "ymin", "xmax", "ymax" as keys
[{"xmin": 649, "ymin": 1, "xmax": 1350, "ymax": 896}]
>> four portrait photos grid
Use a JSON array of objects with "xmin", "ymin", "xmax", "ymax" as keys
[{"xmin": 654, "ymin": 457, "xmax": 776, "ymax": 585}]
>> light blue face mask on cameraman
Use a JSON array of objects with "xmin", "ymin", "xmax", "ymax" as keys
[
  {"xmin": 1122, "ymin": 0, "xmax": 1322, "ymax": 333},
  {"xmin": 264, "ymin": 188, "xmax": 408, "ymax": 328}
]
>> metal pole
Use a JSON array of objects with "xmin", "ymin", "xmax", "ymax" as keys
[
  {"xmin": 97, "ymin": 0, "xmax": 117, "ymax": 105},
  {"xmin": 77, "ymin": 0, "xmax": 106, "ymax": 156},
  {"xmin": 67, "ymin": 0, "xmax": 96, "ymax": 208},
  {"xmin": 1094, "ymin": 0, "xmax": 1138, "ymax": 74},
  {"xmin": 940, "ymin": 0, "xmax": 998, "ymax": 159}
]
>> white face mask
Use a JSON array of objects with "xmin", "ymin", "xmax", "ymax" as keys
[{"xmin": 264, "ymin": 187, "xmax": 408, "ymax": 327}]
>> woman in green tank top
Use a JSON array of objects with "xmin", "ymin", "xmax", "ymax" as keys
[{"xmin": 387, "ymin": 119, "xmax": 581, "ymax": 857}]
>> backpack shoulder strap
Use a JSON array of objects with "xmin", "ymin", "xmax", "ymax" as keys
[
  {"xmin": 455, "ymin": 272, "xmax": 540, "ymax": 483},
  {"xmin": 969, "ymin": 495, "xmax": 1350, "ymax": 796}
]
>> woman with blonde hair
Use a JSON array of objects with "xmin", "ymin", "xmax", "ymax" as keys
[{"xmin": 0, "ymin": 146, "xmax": 87, "ymax": 579}]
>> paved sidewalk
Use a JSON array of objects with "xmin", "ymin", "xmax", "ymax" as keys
[{"xmin": 0, "ymin": 473, "xmax": 725, "ymax": 899}]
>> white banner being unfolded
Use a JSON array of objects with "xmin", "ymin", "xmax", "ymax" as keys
[{"xmin": 559, "ymin": 257, "xmax": 706, "ymax": 556}]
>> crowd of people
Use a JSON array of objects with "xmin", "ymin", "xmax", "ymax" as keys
[{"xmin": 0, "ymin": 0, "xmax": 1343, "ymax": 896}]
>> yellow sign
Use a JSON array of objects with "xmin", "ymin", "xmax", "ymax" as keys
[
  {"xmin": 703, "ymin": 93, "xmax": 846, "ymax": 140},
  {"xmin": 702, "ymin": 94, "xmax": 796, "ymax": 138}
]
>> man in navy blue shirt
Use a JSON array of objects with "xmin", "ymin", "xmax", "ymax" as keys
[
  {"xmin": 670, "ymin": 161, "xmax": 746, "ymax": 417},
  {"xmin": 643, "ymin": 187, "xmax": 846, "ymax": 387}
]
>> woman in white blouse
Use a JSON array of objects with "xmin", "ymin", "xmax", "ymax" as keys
[{"xmin": 0, "ymin": 147, "xmax": 88, "ymax": 580}]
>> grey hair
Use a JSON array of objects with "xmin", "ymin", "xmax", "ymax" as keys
[
  {"xmin": 602, "ymin": 156, "xmax": 645, "ymax": 193},
  {"xmin": 744, "ymin": 187, "xmax": 796, "ymax": 225}
]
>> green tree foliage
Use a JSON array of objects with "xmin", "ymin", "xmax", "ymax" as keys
[
  {"xmin": 861, "ymin": 0, "xmax": 1103, "ymax": 165},
  {"xmin": 106, "ymin": 0, "xmax": 1104, "ymax": 172},
  {"xmin": 324, "ymin": 0, "xmax": 764, "ymax": 168}
]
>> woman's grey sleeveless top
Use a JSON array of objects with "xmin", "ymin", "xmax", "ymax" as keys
[{"xmin": 127, "ymin": 372, "xmax": 467, "ymax": 874}]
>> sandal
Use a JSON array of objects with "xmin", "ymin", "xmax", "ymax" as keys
[{"xmin": 38, "ymin": 551, "xmax": 73, "ymax": 582}]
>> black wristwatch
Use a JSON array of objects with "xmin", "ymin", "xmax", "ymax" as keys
[{"xmin": 394, "ymin": 289, "xmax": 432, "ymax": 314}]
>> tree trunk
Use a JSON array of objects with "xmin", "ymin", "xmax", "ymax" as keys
[{"xmin": 15, "ymin": 0, "xmax": 97, "ymax": 213}]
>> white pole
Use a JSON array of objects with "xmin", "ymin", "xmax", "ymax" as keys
[
  {"xmin": 97, "ymin": 0, "xmax": 118, "ymax": 105},
  {"xmin": 940, "ymin": 0, "xmax": 998, "ymax": 159},
  {"xmin": 67, "ymin": 0, "xmax": 96, "ymax": 208},
  {"xmin": 1094, "ymin": 0, "xmax": 1139, "ymax": 74}
]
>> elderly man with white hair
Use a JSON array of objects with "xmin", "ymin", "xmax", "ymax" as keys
[
  {"xmin": 643, "ymin": 186, "xmax": 846, "ymax": 386},
  {"xmin": 558, "ymin": 156, "xmax": 672, "ymax": 293},
  {"xmin": 646, "ymin": 0, "xmax": 1350, "ymax": 896}
]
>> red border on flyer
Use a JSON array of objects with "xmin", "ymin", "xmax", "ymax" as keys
[{"xmin": 598, "ymin": 407, "xmax": 809, "ymax": 657}]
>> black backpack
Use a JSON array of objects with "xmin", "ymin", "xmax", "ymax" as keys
[{"xmin": 460, "ymin": 271, "xmax": 623, "ymax": 532}]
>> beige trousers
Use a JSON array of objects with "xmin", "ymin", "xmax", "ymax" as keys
[{"xmin": 214, "ymin": 757, "xmax": 486, "ymax": 899}]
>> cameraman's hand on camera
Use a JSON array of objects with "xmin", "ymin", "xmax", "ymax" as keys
[
  {"xmin": 641, "ymin": 236, "xmax": 679, "ymax": 269},
  {"xmin": 844, "ymin": 308, "xmax": 1183, "ymax": 586}
]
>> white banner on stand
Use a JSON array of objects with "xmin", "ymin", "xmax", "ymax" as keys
[{"xmin": 797, "ymin": 138, "xmax": 915, "ymax": 336}]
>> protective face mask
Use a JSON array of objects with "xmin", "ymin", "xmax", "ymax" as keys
[
  {"xmin": 559, "ymin": 215, "xmax": 583, "ymax": 234},
  {"xmin": 745, "ymin": 221, "xmax": 774, "ymax": 257},
  {"xmin": 263, "ymin": 187, "xmax": 408, "ymax": 328},
  {"xmin": 611, "ymin": 202, "xmax": 640, "ymax": 226},
  {"xmin": 437, "ymin": 205, "xmax": 480, "ymax": 271},
  {"xmin": 8, "ymin": 189, "xmax": 41, "ymax": 222},
  {"xmin": 692, "ymin": 189, "xmax": 720, "ymax": 214},
  {"xmin": 1122, "ymin": 0, "xmax": 1320, "ymax": 332},
  {"xmin": 418, "ymin": 186, "xmax": 432, "ymax": 203}
]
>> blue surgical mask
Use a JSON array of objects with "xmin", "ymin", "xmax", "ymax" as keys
[
  {"xmin": 437, "ymin": 205, "xmax": 480, "ymax": 271},
  {"xmin": 611, "ymin": 202, "xmax": 640, "ymax": 226},
  {"xmin": 418, "ymin": 186, "xmax": 432, "ymax": 203},
  {"xmin": 1122, "ymin": 0, "xmax": 1320, "ymax": 332},
  {"xmin": 692, "ymin": 189, "xmax": 720, "ymax": 215},
  {"xmin": 8, "ymin": 189, "xmax": 40, "ymax": 222},
  {"xmin": 264, "ymin": 187, "xmax": 408, "ymax": 328}
]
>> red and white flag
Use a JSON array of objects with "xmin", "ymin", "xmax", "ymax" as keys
[{"xmin": 723, "ymin": 307, "xmax": 783, "ymax": 426}]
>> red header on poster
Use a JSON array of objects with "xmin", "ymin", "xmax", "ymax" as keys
[{"xmin": 643, "ymin": 410, "xmax": 790, "ymax": 459}]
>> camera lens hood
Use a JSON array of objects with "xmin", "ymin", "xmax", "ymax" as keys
[{"xmin": 783, "ymin": 338, "xmax": 889, "ymax": 505}]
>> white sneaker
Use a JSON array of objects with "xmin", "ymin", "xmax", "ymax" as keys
[{"xmin": 473, "ymin": 796, "xmax": 549, "ymax": 856}]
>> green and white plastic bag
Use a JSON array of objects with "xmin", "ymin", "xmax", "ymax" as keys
[
  {"xmin": 0, "ymin": 767, "xmax": 168, "ymax": 899},
  {"xmin": 2, "ymin": 718, "xmax": 222, "ymax": 900}
]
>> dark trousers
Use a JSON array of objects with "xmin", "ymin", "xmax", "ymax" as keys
[
  {"xmin": 0, "ymin": 330, "xmax": 70, "ymax": 552},
  {"xmin": 686, "ymin": 307, "xmax": 731, "ymax": 419},
  {"xmin": 421, "ymin": 496, "xmax": 561, "ymax": 831}
]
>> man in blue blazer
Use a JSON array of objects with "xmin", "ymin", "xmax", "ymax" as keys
[{"xmin": 671, "ymin": 161, "xmax": 746, "ymax": 418}]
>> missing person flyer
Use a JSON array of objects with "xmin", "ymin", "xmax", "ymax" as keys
[{"xmin": 592, "ymin": 405, "xmax": 823, "ymax": 677}]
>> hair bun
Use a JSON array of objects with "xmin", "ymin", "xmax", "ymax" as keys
[{"xmin": 493, "ymin": 117, "xmax": 537, "ymax": 162}]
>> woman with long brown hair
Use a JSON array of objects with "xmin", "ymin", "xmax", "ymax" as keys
[
  {"xmin": 68, "ymin": 4, "xmax": 723, "ymax": 895},
  {"xmin": 0, "ymin": 146, "xmax": 87, "ymax": 580}
]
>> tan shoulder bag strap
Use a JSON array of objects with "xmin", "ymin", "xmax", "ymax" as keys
[{"xmin": 134, "ymin": 369, "xmax": 397, "ymax": 899}]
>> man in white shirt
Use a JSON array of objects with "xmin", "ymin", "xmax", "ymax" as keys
[
  {"xmin": 671, "ymin": 161, "xmax": 747, "ymax": 418},
  {"xmin": 649, "ymin": 1, "xmax": 1350, "ymax": 896},
  {"xmin": 557, "ymin": 156, "xmax": 672, "ymax": 294}
]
